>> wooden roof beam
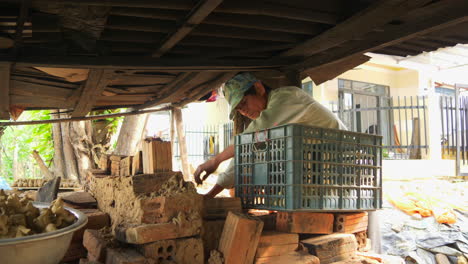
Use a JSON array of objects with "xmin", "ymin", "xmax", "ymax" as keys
[
  {"xmin": 5, "ymin": 56, "xmax": 292, "ymax": 71},
  {"xmin": 134, "ymin": 72, "xmax": 198, "ymax": 110},
  {"xmin": 12, "ymin": 0, "xmax": 30, "ymax": 53},
  {"xmin": 0, "ymin": 63, "xmax": 11, "ymax": 120},
  {"xmin": 280, "ymin": 0, "xmax": 434, "ymax": 58},
  {"xmin": 152, "ymin": 0, "xmax": 223, "ymax": 57},
  {"xmin": 71, "ymin": 69, "xmax": 113, "ymax": 117},
  {"xmin": 215, "ymin": 1, "xmax": 339, "ymax": 25},
  {"xmin": 173, "ymin": 72, "xmax": 236, "ymax": 106},
  {"xmin": 291, "ymin": 0, "xmax": 468, "ymax": 73}
]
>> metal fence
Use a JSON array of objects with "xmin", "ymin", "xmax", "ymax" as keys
[
  {"xmin": 330, "ymin": 95, "xmax": 428, "ymax": 159},
  {"xmin": 173, "ymin": 124, "xmax": 219, "ymax": 167},
  {"xmin": 440, "ymin": 94, "xmax": 468, "ymax": 163}
]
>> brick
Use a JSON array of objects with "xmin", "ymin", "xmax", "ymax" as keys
[
  {"xmin": 80, "ymin": 258, "xmax": 103, "ymax": 264},
  {"xmin": 219, "ymin": 211, "xmax": 264, "ymax": 264},
  {"xmin": 254, "ymin": 213, "xmax": 276, "ymax": 231},
  {"xmin": 301, "ymin": 234, "xmax": 358, "ymax": 264},
  {"xmin": 137, "ymin": 239, "xmax": 176, "ymax": 259},
  {"xmin": 142, "ymin": 140, "xmax": 172, "ymax": 173},
  {"xmin": 89, "ymin": 172, "xmax": 200, "ymax": 228},
  {"xmin": 334, "ymin": 212, "xmax": 368, "ymax": 233},
  {"xmin": 62, "ymin": 241, "xmax": 87, "ymax": 262},
  {"xmin": 276, "ymin": 212, "xmax": 334, "ymax": 234},
  {"xmin": 201, "ymin": 220, "xmax": 225, "ymax": 262},
  {"xmin": 132, "ymin": 151, "xmax": 143, "ymax": 175},
  {"xmin": 255, "ymin": 251, "xmax": 320, "ymax": 264},
  {"xmin": 83, "ymin": 229, "xmax": 109, "ymax": 262},
  {"xmin": 258, "ymin": 231, "xmax": 298, "ymax": 247},
  {"xmin": 115, "ymin": 212, "xmax": 202, "ymax": 244},
  {"xmin": 174, "ymin": 237, "xmax": 204, "ymax": 264},
  {"xmin": 105, "ymin": 248, "xmax": 145, "ymax": 264},
  {"xmin": 99, "ymin": 154, "xmax": 110, "ymax": 171},
  {"xmin": 136, "ymin": 237, "xmax": 203, "ymax": 264},
  {"xmin": 120, "ymin": 156, "xmax": 133, "ymax": 176},
  {"xmin": 72, "ymin": 209, "xmax": 110, "ymax": 242},
  {"xmin": 202, "ymin": 197, "xmax": 242, "ymax": 219},
  {"xmin": 256, "ymin": 244, "xmax": 298, "ymax": 258},
  {"xmin": 140, "ymin": 193, "xmax": 203, "ymax": 224}
]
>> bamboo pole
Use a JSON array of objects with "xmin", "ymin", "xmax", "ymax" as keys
[{"xmin": 0, "ymin": 106, "xmax": 172, "ymax": 127}]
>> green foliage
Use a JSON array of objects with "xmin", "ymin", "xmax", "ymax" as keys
[{"xmin": 0, "ymin": 111, "xmax": 54, "ymax": 183}]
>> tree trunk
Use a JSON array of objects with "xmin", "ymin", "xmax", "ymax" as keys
[
  {"xmin": 13, "ymin": 140, "xmax": 19, "ymax": 180},
  {"xmin": 60, "ymin": 113, "xmax": 79, "ymax": 180},
  {"xmin": 51, "ymin": 110, "xmax": 66, "ymax": 178},
  {"xmin": 113, "ymin": 114, "xmax": 149, "ymax": 156},
  {"xmin": 69, "ymin": 120, "xmax": 94, "ymax": 183}
]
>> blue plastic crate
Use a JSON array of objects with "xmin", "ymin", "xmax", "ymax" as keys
[{"xmin": 235, "ymin": 124, "xmax": 382, "ymax": 211}]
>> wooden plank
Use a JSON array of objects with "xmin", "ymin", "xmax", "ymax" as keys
[
  {"xmin": 152, "ymin": 0, "xmax": 223, "ymax": 57},
  {"xmin": 0, "ymin": 63, "xmax": 11, "ymax": 120},
  {"xmin": 72, "ymin": 69, "xmax": 113, "ymax": 117},
  {"xmin": 11, "ymin": 80, "xmax": 75, "ymax": 99},
  {"xmin": 293, "ymin": 0, "xmax": 468, "ymax": 73},
  {"xmin": 276, "ymin": 212, "xmax": 334, "ymax": 234},
  {"xmin": 173, "ymin": 107, "xmax": 190, "ymax": 181},
  {"xmin": 218, "ymin": 211, "xmax": 264, "ymax": 264},
  {"xmin": 281, "ymin": 0, "xmax": 433, "ymax": 58}
]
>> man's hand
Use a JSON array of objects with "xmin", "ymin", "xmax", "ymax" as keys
[{"xmin": 194, "ymin": 159, "xmax": 219, "ymax": 185}]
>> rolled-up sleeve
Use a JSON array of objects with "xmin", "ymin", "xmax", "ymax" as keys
[{"xmin": 216, "ymin": 159, "xmax": 235, "ymax": 189}]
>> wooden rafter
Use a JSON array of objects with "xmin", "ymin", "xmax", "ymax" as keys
[
  {"xmin": 71, "ymin": 69, "xmax": 113, "ymax": 117},
  {"xmin": 12, "ymin": 0, "xmax": 30, "ymax": 53},
  {"xmin": 280, "ymin": 0, "xmax": 433, "ymax": 58},
  {"xmin": 291, "ymin": 0, "xmax": 468, "ymax": 73},
  {"xmin": 173, "ymin": 72, "xmax": 236, "ymax": 106},
  {"xmin": 0, "ymin": 63, "xmax": 11, "ymax": 120},
  {"xmin": 134, "ymin": 72, "xmax": 198, "ymax": 110},
  {"xmin": 216, "ymin": 1, "xmax": 338, "ymax": 25},
  {"xmin": 152, "ymin": 0, "xmax": 223, "ymax": 57}
]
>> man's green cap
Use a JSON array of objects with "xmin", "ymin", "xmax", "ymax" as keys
[{"xmin": 224, "ymin": 72, "xmax": 258, "ymax": 119}]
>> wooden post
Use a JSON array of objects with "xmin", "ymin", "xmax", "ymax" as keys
[
  {"xmin": 32, "ymin": 150, "xmax": 53, "ymax": 180},
  {"xmin": 409, "ymin": 117, "xmax": 421, "ymax": 159},
  {"xmin": 172, "ymin": 107, "xmax": 190, "ymax": 181},
  {"xmin": 0, "ymin": 63, "xmax": 11, "ymax": 120}
]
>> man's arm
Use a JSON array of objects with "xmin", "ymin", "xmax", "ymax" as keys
[{"xmin": 194, "ymin": 145, "xmax": 234, "ymax": 185}]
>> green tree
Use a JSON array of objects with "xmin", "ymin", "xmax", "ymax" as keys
[{"xmin": 0, "ymin": 111, "xmax": 53, "ymax": 183}]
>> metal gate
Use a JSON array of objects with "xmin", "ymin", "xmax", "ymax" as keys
[{"xmin": 455, "ymin": 84, "xmax": 468, "ymax": 176}]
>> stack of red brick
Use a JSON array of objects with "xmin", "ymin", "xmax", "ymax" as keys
[{"xmin": 202, "ymin": 205, "xmax": 372, "ymax": 264}]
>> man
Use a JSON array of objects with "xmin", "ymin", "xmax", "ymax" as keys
[{"xmin": 194, "ymin": 72, "xmax": 347, "ymax": 198}]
